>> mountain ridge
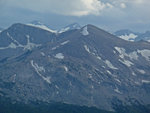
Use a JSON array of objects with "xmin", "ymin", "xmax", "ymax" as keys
[
  {"xmin": 0, "ymin": 23, "xmax": 150, "ymax": 111},
  {"xmin": 115, "ymin": 29, "xmax": 150, "ymax": 42}
]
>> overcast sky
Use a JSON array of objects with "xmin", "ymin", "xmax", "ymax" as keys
[{"xmin": 0, "ymin": 0, "xmax": 150, "ymax": 32}]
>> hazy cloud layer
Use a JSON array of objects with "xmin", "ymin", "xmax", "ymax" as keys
[
  {"xmin": 1, "ymin": 0, "xmax": 149, "ymax": 17},
  {"xmin": 0, "ymin": 0, "xmax": 150, "ymax": 32},
  {"xmin": 1, "ymin": 0, "xmax": 112, "ymax": 16}
]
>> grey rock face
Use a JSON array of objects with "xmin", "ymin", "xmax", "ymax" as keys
[{"xmin": 0, "ymin": 24, "xmax": 150, "ymax": 110}]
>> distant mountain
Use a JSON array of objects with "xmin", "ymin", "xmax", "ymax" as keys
[
  {"xmin": 0, "ymin": 23, "xmax": 150, "ymax": 112},
  {"xmin": 135, "ymin": 31, "xmax": 150, "ymax": 42},
  {"xmin": 114, "ymin": 29, "xmax": 138, "ymax": 36},
  {"xmin": 114, "ymin": 29, "xmax": 139, "ymax": 42},
  {"xmin": 30, "ymin": 20, "xmax": 44, "ymax": 25},
  {"xmin": 58, "ymin": 23, "xmax": 81, "ymax": 33},
  {"xmin": 27, "ymin": 21, "xmax": 81, "ymax": 34},
  {"xmin": 114, "ymin": 29, "xmax": 150, "ymax": 42}
]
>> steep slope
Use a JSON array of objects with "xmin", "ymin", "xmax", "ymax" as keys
[
  {"xmin": 0, "ymin": 23, "xmax": 57, "ymax": 60},
  {"xmin": 0, "ymin": 24, "xmax": 150, "ymax": 111}
]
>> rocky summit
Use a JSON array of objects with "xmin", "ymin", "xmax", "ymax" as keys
[{"xmin": 0, "ymin": 23, "xmax": 150, "ymax": 111}]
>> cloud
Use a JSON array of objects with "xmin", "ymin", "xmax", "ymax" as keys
[
  {"xmin": 3, "ymin": 0, "xmax": 149, "ymax": 17},
  {"xmin": 0, "ymin": 0, "xmax": 150, "ymax": 32},
  {"xmin": 4, "ymin": 0, "xmax": 113, "ymax": 16},
  {"xmin": 120, "ymin": 3, "xmax": 126, "ymax": 8}
]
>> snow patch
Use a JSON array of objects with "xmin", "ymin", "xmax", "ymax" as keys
[
  {"xmin": 7, "ymin": 32, "xmax": 23, "ymax": 47},
  {"xmin": 142, "ymin": 80, "xmax": 150, "ymax": 84},
  {"xmin": 81, "ymin": 26, "xmax": 89, "ymax": 36},
  {"xmin": 51, "ymin": 40, "xmax": 70, "ymax": 50},
  {"xmin": 113, "ymin": 50, "xmax": 116, "ymax": 54},
  {"xmin": 40, "ymin": 52, "xmax": 45, "ymax": 56},
  {"xmin": 24, "ymin": 35, "xmax": 41, "ymax": 50},
  {"xmin": 107, "ymin": 70, "xmax": 112, "ymax": 75},
  {"xmin": 31, "ymin": 60, "xmax": 45, "ymax": 72},
  {"xmin": 83, "ymin": 45, "xmax": 101, "ymax": 60},
  {"xmin": 63, "ymin": 66, "xmax": 68, "ymax": 72},
  {"xmin": 59, "ymin": 27, "xmax": 70, "ymax": 33},
  {"xmin": 114, "ymin": 47, "xmax": 140, "ymax": 67},
  {"xmin": 137, "ymin": 49, "xmax": 150, "ymax": 61},
  {"xmin": 114, "ymin": 78, "xmax": 121, "ymax": 84},
  {"xmin": 27, "ymin": 24, "xmax": 57, "ymax": 33},
  {"xmin": 60, "ymin": 40, "xmax": 70, "ymax": 45},
  {"xmin": 114, "ymin": 47, "xmax": 126, "ymax": 59},
  {"xmin": 137, "ymin": 69, "xmax": 146, "ymax": 74},
  {"xmin": 55, "ymin": 85, "xmax": 59, "ymax": 89},
  {"xmin": 51, "ymin": 46, "xmax": 59, "ymax": 50},
  {"xmin": 119, "ymin": 59, "xmax": 133, "ymax": 67},
  {"xmin": 105, "ymin": 60, "xmax": 118, "ymax": 70},
  {"xmin": 107, "ymin": 70, "xmax": 117, "ymax": 77},
  {"xmin": 132, "ymin": 72, "xmax": 136, "ymax": 76},
  {"xmin": 55, "ymin": 53, "xmax": 64, "ymax": 59},
  {"xmin": 115, "ymin": 47, "xmax": 138, "ymax": 60},
  {"xmin": 128, "ymin": 51, "xmax": 139, "ymax": 60},
  {"xmin": 119, "ymin": 33, "xmax": 137, "ymax": 41},
  {"xmin": 9, "ymin": 43, "xmax": 18, "ymax": 49},
  {"xmin": 0, "ymin": 43, "xmax": 17, "ymax": 50},
  {"xmin": 0, "ymin": 33, "xmax": 40, "ymax": 50},
  {"xmin": 30, "ymin": 60, "xmax": 51, "ymax": 84},
  {"xmin": 97, "ymin": 56, "xmax": 101, "ymax": 60},
  {"xmin": 114, "ymin": 87, "xmax": 122, "ymax": 94},
  {"xmin": 84, "ymin": 45, "xmax": 90, "ymax": 53},
  {"xmin": 89, "ymin": 74, "xmax": 93, "ymax": 79},
  {"xmin": 0, "ymin": 32, "xmax": 24, "ymax": 50},
  {"xmin": 88, "ymin": 74, "xmax": 95, "ymax": 82}
]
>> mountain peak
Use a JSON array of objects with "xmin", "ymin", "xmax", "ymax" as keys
[
  {"xmin": 114, "ymin": 29, "xmax": 137, "ymax": 36},
  {"xmin": 115, "ymin": 29, "xmax": 150, "ymax": 42},
  {"xmin": 1, "ymin": 22, "xmax": 150, "ymax": 111},
  {"xmin": 58, "ymin": 23, "xmax": 81, "ymax": 33},
  {"xmin": 67, "ymin": 23, "xmax": 81, "ymax": 29},
  {"xmin": 27, "ymin": 21, "xmax": 57, "ymax": 33},
  {"xmin": 30, "ymin": 20, "xmax": 44, "ymax": 26}
]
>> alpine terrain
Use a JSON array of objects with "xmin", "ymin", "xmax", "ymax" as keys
[
  {"xmin": 115, "ymin": 29, "xmax": 150, "ymax": 42},
  {"xmin": 0, "ymin": 23, "xmax": 150, "ymax": 112}
]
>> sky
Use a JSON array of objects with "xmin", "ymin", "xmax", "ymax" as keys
[{"xmin": 0, "ymin": 0, "xmax": 150, "ymax": 32}]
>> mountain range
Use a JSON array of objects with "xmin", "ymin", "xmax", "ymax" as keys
[
  {"xmin": 0, "ymin": 22, "xmax": 150, "ymax": 112},
  {"xmin": 114, "ymin": 29, "xmax": 150, "ymax": 42}
]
